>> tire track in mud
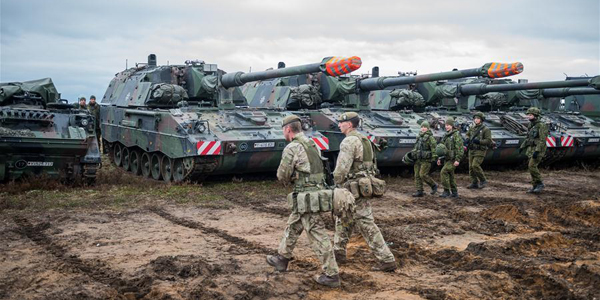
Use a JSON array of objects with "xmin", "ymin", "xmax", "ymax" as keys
[
  {"xmin": 12, "ymin": 216, "xmax": 153, "ymax": 299},
  {"xmin": 222, "ymin": 194, "xmax": 289, "ymax": 217},
  {"xmin": 149, "ymin": 207, "xmax": 276, "ymax": 255}
]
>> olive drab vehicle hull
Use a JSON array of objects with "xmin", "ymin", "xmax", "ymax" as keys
[
  {"xmin": 0, "ymin": 78, "xmax": 100, "ymax": 183},
  {"xmin": 243, "ymin": 62, "xmax": 523, "ymax": 167},
  {"xmin": 100, "ymin": 54, "xmax": 360, "ymax": 181}
]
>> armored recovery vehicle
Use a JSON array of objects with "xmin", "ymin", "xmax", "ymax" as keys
[
  {"xmin": 243, "ymin": 62, "xmax": 523, "ymax": 167},
  {"xmin": 100, "ymin": 54, "xmax": 361, "ymax": 182},
  {"xmin": 0, "ymin": 78, "xmax": 100, "ymax": 183}
]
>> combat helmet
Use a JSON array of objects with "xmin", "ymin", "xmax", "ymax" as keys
[
  {"xmin": 435, "ymin": 144, "xmax": 448, "ymax": 158},
  {"xmin": 473, "ymin": 111, "xmax": 485, "ymax": 121},
  {"xmin": 420, "ymin": 121, "xmax": 430, "ymax": 129},
  {"xmin": 526, "ymin": 107, "xmax": 541, "ymax": 116},
  {"xmin": 445, "ymin": 117, "xmax": 455, "ymax": 127}
]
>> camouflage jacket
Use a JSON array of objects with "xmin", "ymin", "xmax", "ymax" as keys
[
  {"xmin": 75, "ymin": 103, "xmax": 87, "ymax": 110},
  {"xmin": 521, "ymin": 119, "xmax": 548, "ymax": 157},
  {"xmin": 442, "ymin": 129, "xmax": 464, "ymax": 162},
  {"xmin": 466, "ymin": 123, "xmax": 492, "ymax": 154},
  {"xmin": 277, "ymin": 132, "xmax": 325, "ymax": 190},
  {"xmin": 87, "ymin": 103, "xmax": 101, "ymax": 128},
  {"xmin": 333, "ymin": 129, "xmax": 376, "ymax": 184},
  {"xmin": 413, "ymin": 130, "xmax": 437, "ymax": 162}
]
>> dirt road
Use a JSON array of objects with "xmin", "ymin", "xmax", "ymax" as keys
[{"xmin": 1, "ymin": 165, "xmax": 599, "ymax": 299}]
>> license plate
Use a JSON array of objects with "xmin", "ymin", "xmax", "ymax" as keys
[
  {"xmin": 398, "ymin": 139, "xmax": 416, "ymax": 144},
  {"xmin": 588, "ymin": 138, "xmax": 600, "ymax": 143},
  {"xmin": 505, "ymin": 140, "xmax": 520, "ymax": 145},
  {"xmin": 254, "ymin": 142, "xmax": 275, "ymax": 148},
  {"xmin": 27, "ymin": 161, "xmax": 53, "ymax": 167}
]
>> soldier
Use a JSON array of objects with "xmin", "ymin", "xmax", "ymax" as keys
[
  {"xmin": 437, "ymin": 117, "xmax": 464, "ymax": 198},
  {"xmin": 411, "ymin": 121, "xmax": 438, "ymax": 197},
  {"xmin": 76, "ymin": 96, "xmax": 87, "ymax": 110},
  {"xmin": 520, "ymin": 107, "xmax": 548, "ymax": 193},
  {"xmin": 266, "ymin": 115, "xmax": 341, "ymax": 287},
  {"xmin": 87, "ymin": 95, "xmax": 101, "ymax": 147},
  {"xmin": 466, "ymin": 112, "xmax": 492, "ymax": 189},
  {"xmin": 332, "ymin": 112, "xmax": 397, "ymax": 272}
]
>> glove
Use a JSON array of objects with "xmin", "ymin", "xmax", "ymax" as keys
[
  {"xmin": 532, "ymin": 151, "xmax": 539, "ymax": 159},
  {"xmin": 472, "ymin": 138, "xmax": 480, "ymax": 144}
]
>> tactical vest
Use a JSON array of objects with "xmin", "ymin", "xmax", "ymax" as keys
[
  {"xmin": 523, "ymin": 121, "xmax": 541, "ymax": 148},
  {"xmin": 287, "ymin": 136, "xmax": 332, "ymax": 214},
  {"xmin": 347, "ymin": 130, "xmax": 377, "ymax": 177},
  {"xmin": 442, "ymin": 130, "xmax": 458, "ymax": 160},
  {"xmin": 293, "ymin": 137, "xmax": 326, "ymax": 192},
  {"xmin": 468, "ymin": 125, "xmax": 489, "ymax": 151},
  {"xmin": 415, "ymin": 132, "xmax": 433, "ymax": 160}
]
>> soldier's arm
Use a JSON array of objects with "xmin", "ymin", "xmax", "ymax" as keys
[
  {"xmin": 428, "ymin": 135, "xmax": 438, "ymax": 161},
  {"xmin": 535, "ymin": 124, "xmax": 549, "ymax": 152},
  {"xmin": 454, "ymin": 133, "xmax": 464, "ymax": 161},
  {"xmin": 333, "ymin": 138, "xmax": 355, "ymax": 185},
  {"xmin": 480, "ymin": 127, "xmax": 493, "ymax": 146},
  {"xmin": 277, "ymin": 145, "xmax": 296, "ymax": 184}
]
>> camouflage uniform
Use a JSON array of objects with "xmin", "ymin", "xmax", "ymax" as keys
[
  {"xmin": 87, "ymin": 101, "xmax": 101, "ymax": 145},
  {"xmin": 466, "ymin": 113, "xmax": 492, "ymax": 186},
  {"xmin": 440, "ymin": 122, "xmax": 464, "ymax": 195},
  {"xmin": 332, "ymin": 128, "xmax": 395, "ymax": 265},
  {"xmin": 413, "ymin": 124, "xmax": 438, "ymax": 193},
  {"xmin": 276, "ymin": 131, "xmax": 339, "ymax": 277},
  {"xmin": 521, "ymin": 107, "xmax": 548, "ymax": 191}
]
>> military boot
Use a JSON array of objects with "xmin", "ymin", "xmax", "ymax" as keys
[
  {"xmin": 467, "ymin": 182, "xmax": 479, "ymax": 189},
  {"xmin": 334, "ymin": 250, "xmax": 347, "ymax": 265},
  {"xmin": 479, "ymin": 180, "xmax": 487, "ymax": 189},
  {"xmin": 439, "ymin": 190, "xmax": 450, "ymax": 198},
  {"xmin": 314, "ymin": 273, "xmax": 341, "ymax": 287},
  {"xmin": 450, "ymin": 190, "xmax": 459, "ymax": 198},
  {"xmin": 430, "ymin": 184, "xmax": 438, "ymax": 195},
  {"xmin": 526, "ymin": 185, "xmax": 536, "ymax": 193},
  {"xmin": 266, "ymin": 254, "xmax": 290, "ymax": 272},
  {"xmin": 412, "ymin": 190, "xmax": 424, "ymax": 197},
  {"xmin": 532, "ymin": 183, "xmax": 545, "ymax": 194},
  {"xmin": 371, "ymin": 261, "xmax": 397, "ymax": 272}
]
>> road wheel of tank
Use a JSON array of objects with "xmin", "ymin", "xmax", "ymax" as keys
[
  {"xmin": 161, "ymin": 156, "xmax": 173, "ymax": 182},
  {"xmin": 172, "ymin": 158, "xmax": 186, "ymax": 183},
  {"xmin": 150, "ymin": 153, "xmax": 163, "ymax": 181},
  {"xmin": 121, "ymin": 147, "xmax": 131, "ymax": 171},
  {"xmin": 113, "ymin": 143, "xmax": 123, "ymax": 167},
  {"xmin": 141, "ymin": 152, "xmax": 152, "ymax": 178},
  {"xmin": 130, "ymin": 150, "xmax": 142, "ymax": 175}
]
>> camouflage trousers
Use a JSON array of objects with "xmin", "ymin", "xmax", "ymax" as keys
[
  {"xmin": 333, "ymin": 198, "xmax": 395, "ymax": 263},
  {"xmin": 528, "ymin": 155, "xmax": 543, "ymax": 185},
  {"xmin": 440, "ymin": 161, "xmax": 457, "ymax": 192},
  {"xmin": 414, "ymin": 161, "xmax": 436, "ymax": 191},
  {"xmin": 468, "ymin": 153, "xmax": 486, "ymax": 183},
  {"xmin": 278, "ymin": 211, "xmax": 339, "ymax": 276}
]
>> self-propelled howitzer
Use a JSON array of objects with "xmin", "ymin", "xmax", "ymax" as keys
[
  {"xmin": 101, "ymin": 54, "xmax": 361, "ymax": 181},
  {"xmin": 0, "ymin": 78, "xmax": 100, "ymax": 183}
]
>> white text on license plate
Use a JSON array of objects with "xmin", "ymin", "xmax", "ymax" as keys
[
  {"xmin": 254, "ymin": 142, "xmax": 275, "ymax": 148},
  {"xmin": 505, "ymin": 140, "xmax": 520, "ymax": 145}
]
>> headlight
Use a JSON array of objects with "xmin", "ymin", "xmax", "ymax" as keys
[
  {"xmin": 195, "ymin": 123, "xmax": 206, "ymax": 133},
  {"xmin": 81, "ymin": 118, "xmax": 89, "ymax": 126}
]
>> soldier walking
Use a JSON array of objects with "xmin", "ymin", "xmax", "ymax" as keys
[
  {"xmin": 411, "ymin": 121, "xmax": 438, "ymax": 197},
  {"xmin": 332, "ymin": 112, "xmax": 397, "ymax": 272},
  {"xmin": 437, "ymin": 117, "xmax": 464, "ymax": 198},
  {"xmin": 520, "ymin": 107, "xmax": 548, "ymax": 193},
  {"xmin": 466, "ymin": 112, "xmax": 492, "ymax": 189},
  {"xmin": 266, "ymin": 115, "xmax": 341, "ymax": 287},
  {"xmin": 87, "ymin": 95, "xmax": 102, "ymax": 148}
]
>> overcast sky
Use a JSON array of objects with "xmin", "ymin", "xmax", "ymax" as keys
[{"xmin": 1, "ymin": 0, "xmax": 599, "ymax": 103}]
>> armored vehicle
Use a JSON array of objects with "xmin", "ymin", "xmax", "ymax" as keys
[
  {"xmin": 0, "ymin": 78, "xmax": 100, "ymax": 183},
  {"xmin": 408, "ymin": 76, "xmax": 600, "ymax": 164},
  {"xmin": 541, "ymin": 76, "xmax": 600, "ymax": 119},
  {"xmin": 100, "ymin": 54, "xmax": 361, "ymax": 181},
  {"xmin": 244, "ymin": 62, "xmax": 523, "ymax": 167}
]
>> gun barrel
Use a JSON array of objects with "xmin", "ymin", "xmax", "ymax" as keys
[
  {"xmin": 358, "ymin": 62, "xmax": 523, "ymax": 91},
  {"xmin": 221, "ymin": 56, "xmax": 361, "ymax": 88},
  {"xmin": 459, "ymin": 78, "xmax": 593, "ymax": 95},
  {"xmin": 542, "ymin": 87, "xmax": 600, "ymax": 98}
]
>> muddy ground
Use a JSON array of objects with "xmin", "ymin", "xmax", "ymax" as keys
[{"xmin": 1, "ymin": 161, "xmax": 599, "ymax": 300}]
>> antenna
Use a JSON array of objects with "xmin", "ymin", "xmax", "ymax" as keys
[{"xmin": 126, "ymin": 59, "xmax": 128, "ymax": 70}]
